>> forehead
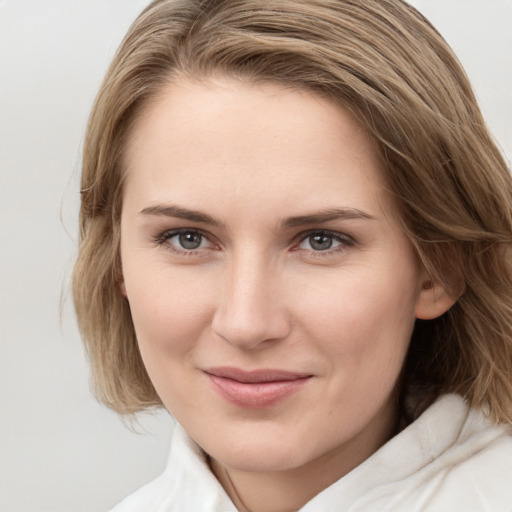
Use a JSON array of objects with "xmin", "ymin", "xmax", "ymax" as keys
[{"xmin": 122, "ymin": 75, "xmax": 394, "ymax": 218}]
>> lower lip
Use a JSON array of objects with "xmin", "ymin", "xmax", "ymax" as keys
[{"xmin": 206, "ymin": 374, "xmax": 311, "ymax": 408}]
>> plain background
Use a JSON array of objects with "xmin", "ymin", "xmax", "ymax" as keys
[{"xmin": 0, "ymin": 1, "xmax": 510, "ymax": 511}]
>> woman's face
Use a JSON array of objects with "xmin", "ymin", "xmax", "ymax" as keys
[{"xmin": 120, "ymin": 76, "xmax": 434, "ymax": 478}]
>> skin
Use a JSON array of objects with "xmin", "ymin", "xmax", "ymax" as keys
[{"xmin": 119, "ymin": 76, "xmax": 454, "ymax": 512}]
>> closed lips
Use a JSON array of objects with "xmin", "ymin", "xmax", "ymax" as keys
[
  {"xmin": 203, "ymin": 367, "xmax": 313, "ymax": 408},
  {"xmin": 203, "ymin": 367, "xmax": 312, "ymax": 383}
]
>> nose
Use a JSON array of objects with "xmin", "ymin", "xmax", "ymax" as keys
[{"xmin": 211, "ymin": 251, "xmax": 291, "ymax": 350}]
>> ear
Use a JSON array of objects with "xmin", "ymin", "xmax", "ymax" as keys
[
  {"xmin": 117, "ymin": 262, "xmax": 128, "ymax": 298},
  {"xmin": 119, "ymin": 279, "xmax": 128, "ymax": 298},
  {"xmin": 415, "ymin": 276, "xmax": 458, "ymax": 320}
]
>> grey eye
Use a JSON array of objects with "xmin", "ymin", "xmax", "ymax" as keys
[
  {"xmin": 308, "ymin": 234, "xmax": 334, "ymax": 251},
  {"xmin": 298, "ymin": 231, "xmax": 348, "ymax": 252},
  {"xmin": 178, "ymin": 231, "xmax": 204, "ymax": 250},
  {"xmin": 158, "ymin": 228, "xmax": 213, "ymax": 253}
]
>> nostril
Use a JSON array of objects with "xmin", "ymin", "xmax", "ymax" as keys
[
  {"xmin": 211, "ymin": 303, "xmax": 291, "ymax": 350},
  {"xmin": 211, "ymin": 261, "xmax": 291, "ymax": 348}
]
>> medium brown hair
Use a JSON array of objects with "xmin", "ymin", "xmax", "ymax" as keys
[{"xmin": 73, "ymin": 0, "xmax": 512, "ymax": 421}]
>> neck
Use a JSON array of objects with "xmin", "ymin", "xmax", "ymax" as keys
[
  {"xmin": 210, "ymin": 450, "xmax": 359, "ymax": 512},
  {"xmin": 209, "ymin": 398, "xmax": 397, "ymax": 512}
]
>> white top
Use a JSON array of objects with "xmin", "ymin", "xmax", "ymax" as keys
[{"xmin": 110, "ymin": 394, "xmax": 512, "ymax": 511}]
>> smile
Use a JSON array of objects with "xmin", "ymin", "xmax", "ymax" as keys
[{"xmin": 203, "ymin": 367, "xmax": 313, "ymax": 409}]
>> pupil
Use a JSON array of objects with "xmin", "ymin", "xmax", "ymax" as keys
[
  {"xmin": 179, "ymin": 232, "xmax": 202, "ymax": 250},
  {"xmin": 310, "ymin": 234, "xmax": 332, "ymax": 251}
]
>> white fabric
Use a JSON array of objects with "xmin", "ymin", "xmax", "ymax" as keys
[{"xmin": 110, "ymin": 394, "xmax": 512, "ymax": 511}]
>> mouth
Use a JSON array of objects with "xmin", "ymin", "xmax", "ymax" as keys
[{"xmin": 203, "ymin": 367, "xmax": 313, "ymax": 408}]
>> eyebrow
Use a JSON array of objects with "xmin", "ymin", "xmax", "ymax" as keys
[
  {"xmin": 140, "ymin": 205, "xmax": 223, "ymax": 226},
  {"xmin": 140, "ymin": 204, "xmax": 376, "ymax": 228},
  {"xmin": 281, "ymin": 208, "xmax": 376, "ymax": 228}
]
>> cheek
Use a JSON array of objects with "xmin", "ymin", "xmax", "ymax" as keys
[
  {"xmin": 295, "ymin": 266, "xmax": 418, "ymax": 370},
  {"xmin": 123, "ymin": 265, "xmax": 219, "ymax": 412},
  {"xmin": 124, "ymin": 263, "xmax": 216, "ymax": 361}
]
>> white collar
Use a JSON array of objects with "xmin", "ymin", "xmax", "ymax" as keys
[{"xmin": 114, "ymin": 394, "xmax": 510, "ymax": 511}]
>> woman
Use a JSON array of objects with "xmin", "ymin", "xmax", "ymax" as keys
[{"xmin": 73, "ymin": 0, "xmax": 512, "ymax": 510}]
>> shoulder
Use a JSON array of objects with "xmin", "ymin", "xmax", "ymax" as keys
[
  {"xmin": 109, "ymin": 423, "xmax": 236, "ymax": 512},
  {"xmin": 420, "ymin": 414, "xmax": 512, "ymax": 511},
  {"xmin": 302, "ymin": 394, "xmax": 512, "ymax": 512},
  {"xmin": 372, "ymin": 394, "xmax": 512, "ymax": 511},
  {"xmin": 109, "ymin": 471, "xmax": 175, "ymax": 512}
]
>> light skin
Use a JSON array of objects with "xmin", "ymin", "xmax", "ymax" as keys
[{"xmin": 119, "ymin": 75, "xmax": 455, "ymax": 512}]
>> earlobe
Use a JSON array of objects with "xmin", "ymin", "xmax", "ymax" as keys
[
  {"xmin": 120, "ymin": 280, "xmax": 128, "ymax": 298},
  {"xmin": 415, "ymin": 278, "xmax": 458, "ymax": 320},
  {"xmin": 117, "ymin": 259, "xmax": 128, "ymax": 298}
]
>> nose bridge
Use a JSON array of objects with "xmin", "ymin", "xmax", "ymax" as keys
[{"xmin": 212, "ymin": 245, "xmax": 289, "ymax": 349}]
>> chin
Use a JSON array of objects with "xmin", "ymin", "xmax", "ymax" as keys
[
  {"xmin": 217, "ymin": 447, "xmax": 307, "ymax": 473},
  {"xmin": 203, "ymin": 428, "xmax": 325, "ymax": 473}
]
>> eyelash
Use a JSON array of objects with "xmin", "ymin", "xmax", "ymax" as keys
[
  {"xmin": 293, "ymin": 229, "xmax": 355, "ymax": 257},
  {"xmin": 155, "ymin": 228, "xmax": 216, "ymax": 255},
  {"xmin": 154, "ymin": 228, "xmax": 355, "ymax": 257}
]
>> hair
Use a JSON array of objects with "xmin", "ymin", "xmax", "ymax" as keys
[{"xmin": 73, "ymin": 0, "xmax": 512, "ymax": 422}]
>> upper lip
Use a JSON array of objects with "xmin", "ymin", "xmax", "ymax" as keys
[{"xmin": 203, "ymin": 367, "xmax": 312, "ymax": 383}]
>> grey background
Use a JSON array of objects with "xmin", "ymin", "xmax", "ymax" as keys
[{"xmin": 0, "ymin": 1, "xmax": 510, "ymax": 511}]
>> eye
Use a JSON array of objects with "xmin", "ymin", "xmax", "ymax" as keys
[
  {"xmin": 297, "ymin": 231, "xmax": 353, "ymax": 252},
  {"xmin": 175, "ymin": 231, "xmax": 206, "ymax": 250},
  {"xmin": 157, "ymin": 228, "xmax": 212, "ymax": 252}
]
